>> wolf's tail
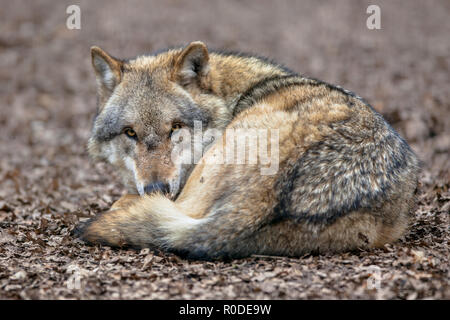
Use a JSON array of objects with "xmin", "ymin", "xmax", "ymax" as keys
[{"xmin": 74, "ymin": 193, "xmax": 263, "ymax": 260}]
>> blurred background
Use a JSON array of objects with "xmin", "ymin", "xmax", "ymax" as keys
[
  {"xmin": 1, "ymin": 0, "xmax": 449, "ymax": 224},
  {"xmin": 0, "ymin": 0, "xmax": 449, "ymax": 227},
  {"xmin": 0, "ymin": 0, "xmax": 449, "ymax": 300}
]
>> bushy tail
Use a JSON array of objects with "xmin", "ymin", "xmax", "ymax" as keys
[{"xmin": 74, "ymin": 194, "xmax": 258, "ymax": 260}]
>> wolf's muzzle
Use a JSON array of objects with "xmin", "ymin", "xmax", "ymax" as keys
[{"xmin": 144, "ymin": 182, "xmax": 170, "ymax": 195}]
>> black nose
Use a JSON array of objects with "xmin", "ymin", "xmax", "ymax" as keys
[{"xmin": 144, "ymin": 181, "xmax": 170, "ymax": 195}]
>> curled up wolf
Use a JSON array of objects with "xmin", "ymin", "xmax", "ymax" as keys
[{"xmin": 73, "ymin": 41, "xmax": 420, "ymax": 260}]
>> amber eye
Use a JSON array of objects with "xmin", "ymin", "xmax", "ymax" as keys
[
  {"xmin": 172, "ymin": 123, "xmax": 182, "ymax": 131},
  {"xmin": 170, "ymin": 123, "xmax": 183, "ymax": 135},
  {"xmin": 124, "ymin": 127, "xmax": 137, "ymax": 139}
]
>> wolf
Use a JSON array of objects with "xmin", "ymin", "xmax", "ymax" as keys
[{"xmin": 74, "ymin": 41, "xmax": 420, "ymax": 260}]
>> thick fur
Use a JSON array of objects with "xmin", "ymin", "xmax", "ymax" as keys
[{"xmin": 74, "ymin": 41, "xmax": 420, "ymax": 260}]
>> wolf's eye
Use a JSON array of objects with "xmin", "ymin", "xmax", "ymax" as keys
[
  {"xmin": 172, "ymin": 123, "xmax": 182, "ymax": 131},
  {"xmin": 170, "ymin": 123, "xmax": 183, "ymax": 137},
  {"xmin": 124, "ymin": 127, "xmax": 137, "ymax": 139}
]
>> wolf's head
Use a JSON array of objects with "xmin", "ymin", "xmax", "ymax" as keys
[{"xmin": 88, "ymin": 41, "xmax": 230, "ymax": 198}]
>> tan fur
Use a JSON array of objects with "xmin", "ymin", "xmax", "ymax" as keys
[{"xmin": 75, "ymin": 41, "xmax": 420, "ymax": 260}]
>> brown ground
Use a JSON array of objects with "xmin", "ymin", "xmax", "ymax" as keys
[{"xmin": 0, "ymin": 0, "xmax": 448, "ymax": 300}]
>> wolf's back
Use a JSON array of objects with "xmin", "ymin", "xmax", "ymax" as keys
[{"xmin": 77, "ymin": 79, "xmax": 419, "ymax": 260}]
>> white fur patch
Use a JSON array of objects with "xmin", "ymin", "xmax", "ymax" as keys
[
  {"xmin": 104, "ymin": 142, "xmax": 117, "ymax": 164},
  {"xmin": 150, "ymin": 198, "xmax": 205, "ymax": 245},
  {"xmin": 124, "ymin": 156, "xmax": 145, "ymax": 195}
]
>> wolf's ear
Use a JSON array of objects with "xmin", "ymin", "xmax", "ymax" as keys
[
  {"xmin": 91, "ymin": 46, "xmax": 122, "ymax": 97},
  {"xmin": 173, "ymin": 41, "xmax": 210, "ymax": 87}
]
